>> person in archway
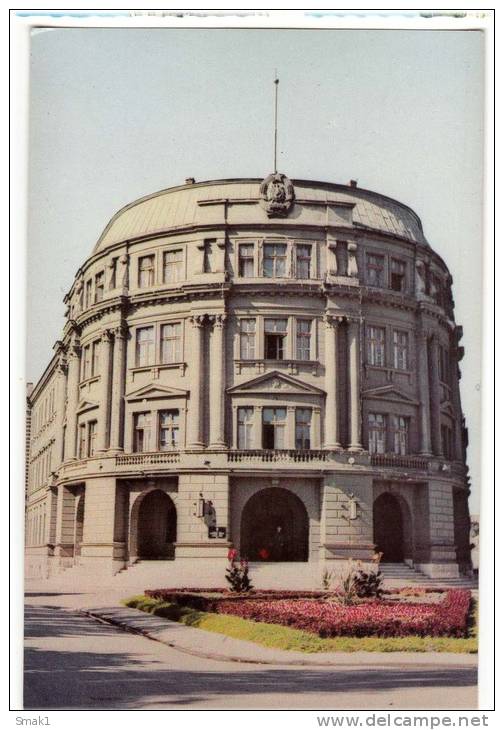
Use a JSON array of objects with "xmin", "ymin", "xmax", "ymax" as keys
[{"xmin": 271, "ymin": 524, "xmax": 286, "ymax": 561}]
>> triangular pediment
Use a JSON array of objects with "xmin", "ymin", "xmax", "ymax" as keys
[
  {"xmin": 126, "ymin": 384, "xmax": 188, "ymax": 402},
  {"xmin": 362, "ymin": 385, "xmax": 419, "ymax": 405},
  {"xmin": 76, "ymin": 399, "xmax": 99, "ymax": 413},
  {"xmin": 227, "ymin": 370, "xmax": 325, "ymax": 396}
]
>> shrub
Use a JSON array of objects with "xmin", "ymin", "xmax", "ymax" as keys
[{"xmin": 353, "ymin": 567, "xmax": 384, "ymax": 599}]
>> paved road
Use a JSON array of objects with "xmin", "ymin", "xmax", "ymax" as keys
[{"xmin": 23, "ymin": 592, "xmax": 478, "ymax": 710}]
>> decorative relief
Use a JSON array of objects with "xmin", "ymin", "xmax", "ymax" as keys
[{"xmin": 259, "ymin": 172, "xmax": 295, "ymax": 217}]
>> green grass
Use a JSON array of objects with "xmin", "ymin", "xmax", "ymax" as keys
[{"xmin": 122, "ymin": 595, "xmax": 478, "ymax": 654}]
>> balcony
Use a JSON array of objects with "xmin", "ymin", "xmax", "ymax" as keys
[
  {"xmin": 115, "ymin": 452, "xmax": 181, "ymax": 466},
  {"xmin": 228, "ymin": 449, "xmax": 329, "ymax": 464},
  {"xmin": 370, "ymin": 453, "xmax": 428, "ymax": 470}
]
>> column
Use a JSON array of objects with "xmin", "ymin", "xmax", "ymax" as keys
[
  {"xmin": 187, "ymin": 315, "xmax": 205, "ymax": 449},
  {"xmin": 209, "ymin": 314, "xmax": 227, "ymax": 449},
  {"xmin": 286, "ymin": 406, "xmax": 296, "ymax": 449},
  {"xmin": 311, "ymin": 407, "xmax": 321, "ymax": 449},
  {"xmin": 323, "ymin": 315, "xmax": 340, "ymax": 449},
  {"xmin": 348, "ymin": 318, "xmax": 362, "ymax": 451},
  {"xmin": 65, "ymin": 337, "xmax": 81, "ymax": 460},
  {"xmin": 253, "ymin": 406, "xmax": 263, "ymax": 450},
  {"xmin": 97, "ymin": 329, "xmax": 113, "ymax": 452},
  {"xmin": 109, "ymin": 324, "xmax": 128, "ymax": 452},
  {"xmin": 53, "ymin": 353, "xmax": 67, "ymax": 467},
  {"xmin": 428, "ymin": 334, "xmax": 443, "ymax": 457},
  {"xmin": 417, "ymin": 330, "xmax": 432, "ymax": 455},
  {"xmin": 451, "ymin": 348, "xmax": 464, "ymax": 461}
]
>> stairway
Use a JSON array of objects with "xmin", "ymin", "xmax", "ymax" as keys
[{"xmin": 379, "ymin": 562, "xmax": 478, "ymax": 590}]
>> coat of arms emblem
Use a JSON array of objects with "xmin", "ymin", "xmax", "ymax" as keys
[{"xmin": 259, "ymin": 172, "xmax": 295, "ymax": 217}]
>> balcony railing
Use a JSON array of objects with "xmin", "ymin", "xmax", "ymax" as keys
[
  {"xmin": 370, "ymin": 453, "xmax": 428, "ymax": 470},
  {"xmin": 115, "ymin": 452, "xmax": 180, "ymax": 466},
  {"xmin": 228, "ymin": 449, "xmax": 329, "ymax": 463}
]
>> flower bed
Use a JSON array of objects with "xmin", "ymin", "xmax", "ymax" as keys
[
  {"xmin": 215, "ymin": 589, "xmax": 471, "ymax": 638},
  {"xmin": 144, "ymin": 588, "xmax": 471, "ymax": 638}
]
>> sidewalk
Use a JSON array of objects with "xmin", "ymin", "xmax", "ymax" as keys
[{"xmin": 82, "ymin": 605, "xmax": 478, "ymax": 668}]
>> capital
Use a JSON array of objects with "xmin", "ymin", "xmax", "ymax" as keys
[
  {"xmin": 190, "ymin": 314, "xmax": 206, "ymax": 328},
  {"xmin": 211, "ymin": 313, "xmax": 227, "ymax": 328},
  {"xmin": 113, "ymin": 324, "xmax": 129, "ymax": 340},
  {"xmin": 101, "ymin": 329, "xmax": 113, "ymax": 343}
]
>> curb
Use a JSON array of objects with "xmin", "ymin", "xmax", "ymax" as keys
[{"xmin": 80, "ymin": 607, "xmax": 478, "ymax": 669}]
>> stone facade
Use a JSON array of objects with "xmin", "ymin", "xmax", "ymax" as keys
[{"xmin": 25, "ymin": 175, "xmax": 472, "ymax": 580}]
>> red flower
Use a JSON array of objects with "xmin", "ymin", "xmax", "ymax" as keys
[
  {"xmin": 258, "ymin": 548, "xmax": 269, "ymax": 560},
  {"xmin": 227, "ymin": 548, "xmax": 238, "ymax": 562}
]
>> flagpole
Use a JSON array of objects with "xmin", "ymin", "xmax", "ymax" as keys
[{"xmin": 274, "ymin": 75, "xmax": 279, "ymax": 173}]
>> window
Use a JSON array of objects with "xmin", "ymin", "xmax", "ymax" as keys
[
  {"xmin": 134, "ymin": 412, "xmax": 151, "ymax": 452},
  {"xmin": 239, "ymin": 319, "xmax": 256, "ymax": 359},
  {"xmin": 296, "ymin": 244, "xmax": 312, "ymax": 279},
  {"xmin": 367, "ymin": 326, "xmax": 385, "ymax": 367},
  {"xmin": 163, "ymin": 249, "xmax": 183, "ymax": 283},
  {"xmin": 88, "ymin": 421, "xmax": 97, "ymax": 457},
  {"xmin": 237, "ymin": 407, "xmax": 254, "ymax": 449},
  {"xmin": 368, "ymin": 413, "xmax": 386, "ymax": 454},
  {"xmin": 296, "ymin": 320, "xmax": 312, "ymax": 361},
  {"xmin": 439, "ymin": 345, "xmax": 450, "ymax": 383},
  {"xmin": 203, "ymin": 240, "xmax": 214, "ymax": 273},
  {"xmin": 78, "ymin": 423, "xmax": 87, "ymax": 460},
  {"xmin": 430, "ymin": 274, "xmax": 444, "ymax": 306},
  {"xmin": 390, "ymin": 259, "xmax": 406, "ymax": 292},
  {"xmin": 138, "ymin": 255, "xmax": 155, "ymax": 287},
  {"xmin": 264, "ymin": 318, "xmax": 287, "ymax": 360},
  {"xmin": 366, "ymin": 253, "xmax": 385, "ymax": 287},
  {"xmin": 295, "ymin": 408, "xmax": 311, "ymax": 449},
  {"xmin": 82, "ymin": 344, "xmax": 92, "ymax": 380},
  {"xmin": 136, "ymin": 327, "xmax": 155, "ymax": 366},
  {"xmin": 441, "ymin": 424, "xmax": 453, "ymax": 460},
  {"xmin": 391, "ymin": 415, "xmax": 409, "ymax": 455},
  {"xmin": 262, "ymin": 408, "xmax": 286, "ymax": 449},
  {"xmin": 91, "ymin": 340, "xmax": 100, "ymax": 376},
  {"xmin": 94, "ymin": 271, "xmax": 105, "ymax": 302},
  {"xmin": 393, "ymin": 330, "xmax": 408, "ymax": 370},
  {"xmin": 159, "ymin": 410, "xmax": 179, "ymax": 450},
  {"xmin": 238, "ymin": 244, "xmax": 254, "ymax": 277},
  {"xmin": 161, "ymin": 323, "xmax": 181, "ymax": 364},
  {"xmin": 263, "ymin": 243, "xmax": 287, "ymax": 277},
  {"xmin": 85, "ymin": 279, "xmax": 93, "ymax": 308}
]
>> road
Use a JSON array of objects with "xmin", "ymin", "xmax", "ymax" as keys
[{"xmin": 23, "ymin": 589, "xmax": 478, "ymax": 710}]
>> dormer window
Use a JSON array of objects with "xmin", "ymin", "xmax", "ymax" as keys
[
  {"xmin": 85, "ymin": 279, "xmax": 93, "ymax": 308},
  {"xmin": 138, "ymin": 256, "xmax": 155, "ymax": 287},
  {"xmin": 264, "ymin": 318, "xmax": 287, "ymax": 360},
  {"xmin": 263, "ymin": 243, "xmax": 287, "ymax": 278}
]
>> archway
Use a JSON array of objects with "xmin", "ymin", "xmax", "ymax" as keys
[
  {"xmin": 137, "ymin": 490, "xmax": 177, "ymax": 559},
  {"xmin": 373, "ymin": 492, "xmax": 405, "ymax": 562},
  {"xmin": 240, "ymin": 487, "xmax": 309, "ymax": 562}
]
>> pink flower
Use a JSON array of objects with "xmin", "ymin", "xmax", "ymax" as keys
[{"xmin": 227, "ymin": 548, "xmax": 238, "ymax": 562}]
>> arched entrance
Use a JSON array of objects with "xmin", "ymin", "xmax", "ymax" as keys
[
  {"xmin": 137, "ymin": 490, "xmax": 177, "ymax": 559},
  {"xmin": 240, "ymin": 487, "xmax": 309, "ymax": 562},
  {"xmin": 373, "ymin": 492, "xmax": 405, "ymax": 562}
]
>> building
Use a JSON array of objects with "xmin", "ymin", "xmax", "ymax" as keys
[{"xmin": 25, "ymin": 173, "xmax": 472, "ymax": 580}]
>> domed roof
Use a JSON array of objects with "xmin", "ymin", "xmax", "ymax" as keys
[{"xmin": 93, "ymin": 178, "xmax": 428, "ymax": 253}]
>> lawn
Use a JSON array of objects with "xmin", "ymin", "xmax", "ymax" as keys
[{"xmin": 123, "ymin": 592, "xmax": 478, "ymax": 654}]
